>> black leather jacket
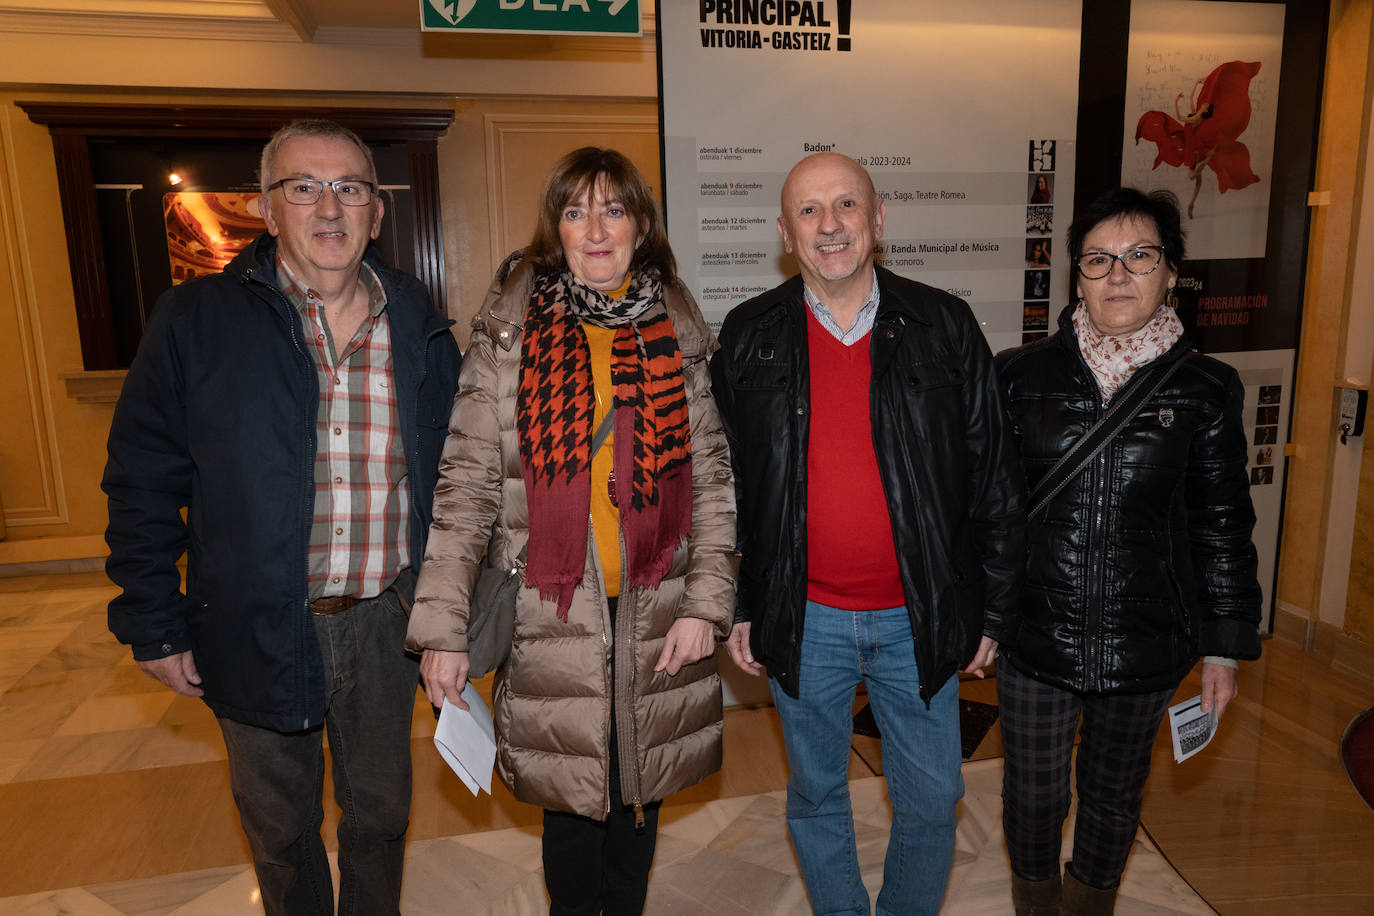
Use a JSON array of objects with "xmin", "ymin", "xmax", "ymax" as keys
[
  {"xmin": 710, "ymin": 268, "xmax": 1026, "ymax": 702},
  {"xmin": 995, "ymin": 306, "xmax": 1261, "ymax": 696}
]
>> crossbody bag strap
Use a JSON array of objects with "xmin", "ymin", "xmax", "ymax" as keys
[
  {"xmin": 589, "ymin": 409, "xmax": 615, "ymax": 457},
  {"xmin": 512, "ymin": 410, "xmax": 615, "ymax": 564},
  {"xmin": 1026, "ymin": 352, "xmax": 1193, "ymax": 519}
]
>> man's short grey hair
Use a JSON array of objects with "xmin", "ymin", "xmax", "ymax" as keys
[{"xmin": 258, "ymin": 119, "xmax": 378, "ymax": 196}]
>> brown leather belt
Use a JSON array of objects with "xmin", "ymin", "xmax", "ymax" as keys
[{"xmin": 310, "ymin": 595, "xmax": 360, "ymax": 616}]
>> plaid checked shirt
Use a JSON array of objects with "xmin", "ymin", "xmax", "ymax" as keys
[{"xmin": 278, "ymin": 256, "xmax": 410, "ymax": 600}]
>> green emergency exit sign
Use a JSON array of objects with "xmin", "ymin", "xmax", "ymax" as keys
[{"xmin": 421, "ymin": 0, "xmax": 642, "ymax": 36}]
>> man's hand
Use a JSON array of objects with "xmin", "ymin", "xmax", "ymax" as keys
[
  {"xmin": 724, "ymin": 621, "xmax": 763, "ymax": 676},
  {"xmin": 420, "ymin": 649, "xmax": 470, "ymax": 710},
  {"xmin": 138, "ymin": 650, "xmax": 204, "ymax": 697},
  {"xmin": 655, "ymin": 617, "xmax": 716, "ymax": 676},
  {"xmin": 1199, "ymin": 661, "xmax": 1238, "ymax": 720},
  {"xmin": 960, "ymin": 636, "xmax": 998, "ymax": 679}
]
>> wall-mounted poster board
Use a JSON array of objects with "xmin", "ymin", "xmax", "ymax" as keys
[
  {"xmin": 658, "ymin": 2, "xmax": 1329, "ymax": 683},
  {"xmin": 658, "ymin": 0, "xmax": 1086, "ymax": 356}
]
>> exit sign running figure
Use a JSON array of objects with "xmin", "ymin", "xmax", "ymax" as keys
[{"xmin": 421, "ymin": 0, "xmax": 642, "ymax": 36}]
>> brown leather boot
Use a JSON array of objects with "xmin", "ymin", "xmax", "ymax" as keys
[
  {"xmin": 1061, "ymin": 869, "xmax": 1118, "ymax": 915},
  {"xmin": 1011, "ymin": 871, "xmax": 1062, "ymax": 915}
]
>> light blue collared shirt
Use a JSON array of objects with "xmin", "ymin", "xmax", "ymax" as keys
[{"xmin": 803, "ymin": 269, "xmax": 881, "ymax": 346}]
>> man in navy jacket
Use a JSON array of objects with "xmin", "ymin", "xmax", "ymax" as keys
[{"xmin": 103, "ymin": 120, "xmax": 460, "ymax": 915}]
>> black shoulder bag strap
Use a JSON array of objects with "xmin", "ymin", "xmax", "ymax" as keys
[
  {"xmin": 1026, "ymin": 352, "xmax": 1193, "ymax": 519},
  {"xmin": 510, "ymin": 410, "xmax": 615, "ymax": 564}
]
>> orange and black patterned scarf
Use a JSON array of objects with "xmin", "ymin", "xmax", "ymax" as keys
[{"xmin": 517, "ymin": 271, "xmax": 692, "ymax": 619}]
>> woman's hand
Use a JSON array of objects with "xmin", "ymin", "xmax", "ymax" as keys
[
  {"xmin": 961, "ymin": 636, "xmax": 998, "ymax": 678},
  {"xmin": 655, "ymin": 617, "xmax": 716, "ymax": 676},
  {"xmin": 420, "ymin": 648, "xmax": 471, "ymax": 710},
  {"xmin": 725, "ymin": 621, "xmax": 764, "ymax": 676},
  {"xmin": 1199, "ymin": 661, "xmax": 1238, "ymax": 720}
]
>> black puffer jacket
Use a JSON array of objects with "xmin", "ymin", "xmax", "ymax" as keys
[
  {"xmin": 711, "ymin": 268, "xmax": 1026, "ymax": 702},
  {"xmin": 995, "ymin": 306, "xmax": 1261, "ymax": 696}
]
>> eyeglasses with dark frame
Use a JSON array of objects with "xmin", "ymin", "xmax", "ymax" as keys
[
  {"xmin": 269, "ymin": 177, "xmax": 376, "ymax": 207},
  {"xmin": 1075, "ymin": 245, "xmax": 1164, "ymax": 280}
]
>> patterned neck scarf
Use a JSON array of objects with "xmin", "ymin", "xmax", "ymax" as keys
[
  {"xmin": 517, "ymin": 270, "xmax": 693, "ymax": 619},
  {"xmin": 1072, "ymin": 302, "xmax": 1185, "ymax": 403}
]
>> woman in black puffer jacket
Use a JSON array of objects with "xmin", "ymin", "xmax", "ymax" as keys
[{"xmin": 994, "ymin": 188, "xmax": 1261, "ymax": 916}]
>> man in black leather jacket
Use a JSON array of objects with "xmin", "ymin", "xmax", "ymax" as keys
[{"xmin": 711, "ymin": 153, "xmax": 1025, "ymax": 916}]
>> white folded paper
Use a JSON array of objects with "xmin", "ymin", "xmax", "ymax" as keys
[
  {"xmin": 434, "ymin": 683, "xmax": 496, "ymax": 796},
  {"xmin": 1168, "ymin": 694, "xmax": 1217, "ymax": 763}
]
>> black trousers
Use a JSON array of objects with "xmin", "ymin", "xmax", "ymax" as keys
[
  {"xmin": 540, "ymin": 596, "xmax": 662, "ymax": 916},
  {"xmin": 996, "ymin": 656, "xmax": 1176, "ymax": 890}
]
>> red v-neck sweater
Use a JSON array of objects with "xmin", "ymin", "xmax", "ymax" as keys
[{"xmin": 805, "ymin": 310, "xmax": 905, "ymax": 610}]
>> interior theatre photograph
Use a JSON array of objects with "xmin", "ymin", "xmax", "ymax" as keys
[{"xmin": 1, "ymin": 1, "xmax": 1373, "ymax": 914}]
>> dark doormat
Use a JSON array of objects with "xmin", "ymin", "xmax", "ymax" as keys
[
  {"xmin": 1341, "ymin": 705, "xmax": 1374, "ymax": 811},
  {"xmin": 853, "ymin": 699, "xmax": 1000, "ymax": 760}
]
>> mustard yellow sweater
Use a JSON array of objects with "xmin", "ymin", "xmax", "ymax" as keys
[{"xmin": 582, "ymin": 274, "xmax": 632, "ymax": 595}]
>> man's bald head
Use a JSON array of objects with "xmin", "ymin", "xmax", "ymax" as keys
[
  {"xmin": 777, "ymin": 152, "xmax": 885, "ymax": 293},
  {"xmin": 780, "ymin": 152, "xmax": 877, "ymax": 212}
]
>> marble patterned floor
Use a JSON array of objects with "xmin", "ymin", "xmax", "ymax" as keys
[
  {"xmin": 0, "ymin": 759, "xmax": 1213, "ymax": 915},
  {"xmin": 5, "ymin": 571, "xmax": 1374, "ymax": 913}
]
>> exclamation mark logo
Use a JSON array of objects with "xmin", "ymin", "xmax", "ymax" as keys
[{"xmin": 837, "ymin": 0, "xmax": 852, "ymax": 51}]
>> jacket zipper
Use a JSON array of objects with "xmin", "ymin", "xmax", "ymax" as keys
[
  {"xmin": 409, "ymin": 327, "xmax": 445, "ymax": 565},
  {"xmin": 1085, "ymin": 438, "xmax": 1109, "ymax": 690},
  {"xmin": 1080, "ymin": 342, "xmax": 1108, "ymax": 692},
  {"xmin": 585, "ymin": 517, "xmax": 615, "ymax": 820},
  {"xmin": 613, "ymin": 526, "xmax": 645, "ymax": 828},
  {"xmin": 788, "ymin": 302, "xmax": 809, "ymax": 689},
  {"xmin": 242, "ymin": 264, "xmax": 317, "ymax": 730},
  {"xmin": 870, "ymin": 315, "xmax": 927, "ymax": 700},
  {"xmin": 1071, "ymin": 339, "xmax": 1182, "ymax": 691}
]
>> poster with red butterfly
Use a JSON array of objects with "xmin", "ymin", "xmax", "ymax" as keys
[{"xmin": 1120, "ymin": 0, "xmax": 1283, "ymax": 261}]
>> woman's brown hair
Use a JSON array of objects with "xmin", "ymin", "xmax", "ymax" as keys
[{"xmin": 526, "ymin": 147, "xmax": 677, "ymax": 283}]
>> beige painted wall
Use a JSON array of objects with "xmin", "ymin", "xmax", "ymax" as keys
[
  {"xmin": 0, "ymin": 24, "xmax": 658, "ymax": 99},
  {"xmin": 1348, "ymin": 429, "xmax": 1374, "ymax": 644},
  {"xmin": 1276, "ymin": 0, "xmax": 1374, "ymax": 649},
  {"xmin": 1, "ymin": 96, "xmax": 92, "ymax": 540},
  {"xmin": 441, "ymin": 98, "xmax": 660, "ymax": 342}
]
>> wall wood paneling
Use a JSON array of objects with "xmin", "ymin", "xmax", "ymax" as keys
[
  {"xmin": 0, "ymin": 104, "xmax": 67, "ymax": 528},
  {"xmin": 482, "ymin": 113, "xmax": 660, "ymax": 271}
]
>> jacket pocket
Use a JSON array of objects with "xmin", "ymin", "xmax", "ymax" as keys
[
  {"xmin": 730, "ymin": 342, "xmax": 790, "ymax": 390},
  {"xmin": 420, "ymin": 393, "xmax": 454, "ymax": 430},
  {"xmin": 906, "ymin": 357, "xmax": 963, "ymax": 392},
  {"xmin": 894, "ymin": 356, "xmax": 965, "ymax": 447}
]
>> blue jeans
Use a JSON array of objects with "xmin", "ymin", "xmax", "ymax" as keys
[
  {"xmin": 217, "ymin": 589, "xmax": 419, "ymax": 915},
  {"xmin": 770, "ymin": 601, "xmax": 963, "ymax": 916}
]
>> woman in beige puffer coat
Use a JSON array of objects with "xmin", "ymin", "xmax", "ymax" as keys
[{"xmin": 407, "ymin": 148, "xmax": 738, "ymax": 915}]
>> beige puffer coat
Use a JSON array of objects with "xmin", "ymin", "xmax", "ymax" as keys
[{"xmin": 407, "ymin": 254, "xmax": 739, "ymax": 820}]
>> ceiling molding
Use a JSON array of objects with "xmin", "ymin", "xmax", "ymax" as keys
[
  {"xmin": 261, "ymin": 0, "xmax": 315, "ymax": 41},
  {"xmin": 0, "ymin": 0, "xmax": 271, "ymax": 14},
  {"xmin": 0, "ymin": 1, "xmax": 656, "ymax": 48},
  {"xmin": 18, "ymin": 101, "xmax": 456, "ymax": 139},
  {"xmin": 313, "ymin": 26, "xmax": 421, "ymax": 49},
  {"xmin": 314, "ymin": 25, "xmax": 655, "ymax": 52},
  {"xmin": 0, "ymin": 8, "xmax": 299, "ymax": 41}
]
